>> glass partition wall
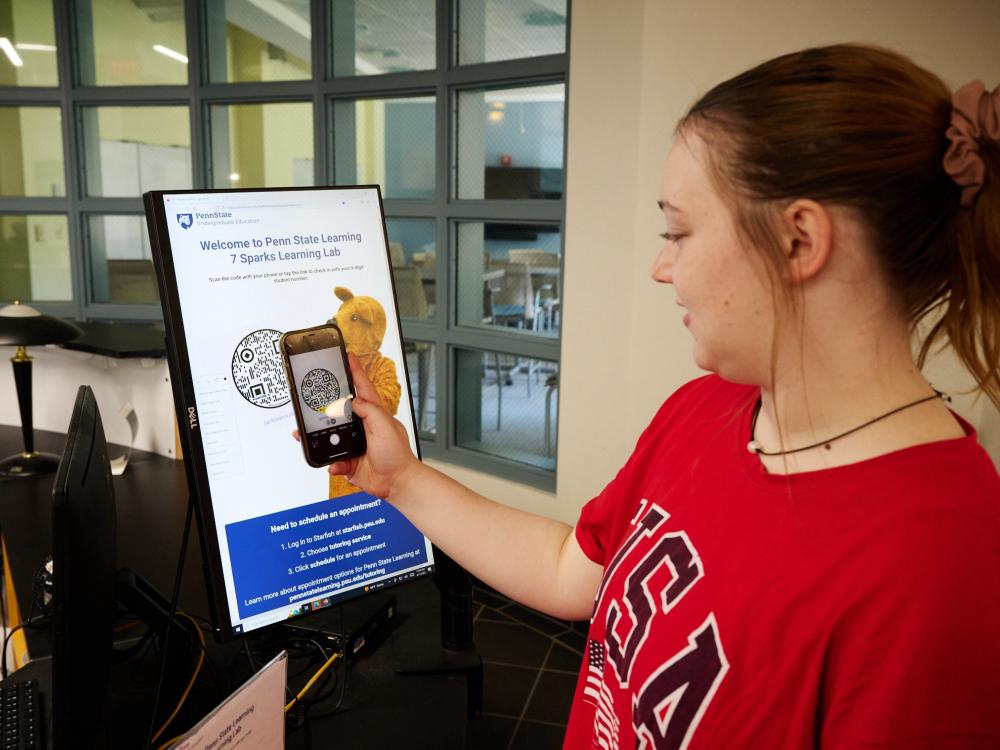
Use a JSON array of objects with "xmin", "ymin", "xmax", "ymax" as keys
[{"xmin": 0, "ymin": 0, "xmax": 568, "ymax": 487}]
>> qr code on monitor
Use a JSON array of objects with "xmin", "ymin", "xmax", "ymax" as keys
[{"xmin": 231, "ymin": 329, "xmax": 290, "ymax": 408}]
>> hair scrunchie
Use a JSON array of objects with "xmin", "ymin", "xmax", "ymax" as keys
[{"xmin": 943, "ymin": 81, "xmax": 1000, "ymax": 207}]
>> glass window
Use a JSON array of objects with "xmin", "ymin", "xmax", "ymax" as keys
[
  {"xmin": 82, "ymin": 106, "xmax": 191, "ymax": 197},
  {"xmin": 456, "ymin": 0, "xmax": 567, "ymax": 66},
  {"xmin": 0, "ymin": 106, "xmax": 65, "ymax": 197},
  {"xmin": 334, "ymin": 96, "xmax": 435, "ymax": 199},
  {"xmin": 87, "ymin": 215, "xmax": 158, "ymax": 305},
  {"xmin": 330, "ymin": 0, "xmax": 436, "ymax": 77},
  {"xmin": 0, "ymin": 214, "xmax": 71, "ymax": 302},
  {"xmin": 454, "ymin": 346, "xmax": 558, "ymax": 470},
  {"xmin": 210, "ymin": 102, "xmax": 314, "ymax": 188},
  {"xmin": 386, "ymin": 218, "xmax": 436, "ymax": 318},
  {"xmin": 0, "ymin": 0, "xmax": 58, "ymax": 86},
  {"xmin": 76, "ymin": 0, "xmax": 188, "ymax": 86},
  {"xmin": 205, "ymin": 0, "xmax": 311, "ymax": 83},
  {"xmin": 455, "ymin": 83, "xmax": 564, "ymax": 200},
  {"xmin": 456, "ymin": 221, "xmax": 560, "ymax": 337},
  {"xmin": 404, "ymin": 339, "xmax": 435, "ymax": 439}
]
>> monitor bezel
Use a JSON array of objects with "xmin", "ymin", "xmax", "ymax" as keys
[{"xmin": 143, "ymin": 185, "xmax": 429, "ymax": 642}]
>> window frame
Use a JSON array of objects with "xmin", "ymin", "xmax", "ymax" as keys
[{"xmin": 0, "ymin": 0, "xmax": 569, "ymax": 490}]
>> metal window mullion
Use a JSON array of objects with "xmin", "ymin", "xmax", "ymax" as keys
[
  {"xmin": 324, "ymin": 85, "xmax": 437, "ymax": 107},
  {"xmin": 53, "ymin": 0, "xmax": 86, "ymax": 319},
  {"xmin": 443, "ymin": 326, "xmax": 560, "ymax": 361},
  {"xmin": 198, "ymin": 81, "xmax": 315, "ymax": 102},
  {"xmin": 69, "ymin": 85, "xmax": 191, "ymax": 103},
  {"xmin": 381, "ymin": 200, "xmax": 437, "ymax": 218},
  {"xmin": 312, "ymin": 0, "xmax": 328, "ymax": 186},
  {"xmin": 186, "ymin": 0, "xmax": 207, "ymax": 190},
  {"xmin": 435, "ymin": 0, "xmax": 452, "ymax": 452},
  {"xmin": 445, "ymin": 54, "xmax": 567, "ymax": 88},
  {"xmin": 0, "ymin": 88, "xmax": 62, "ymax": 103},
  {"xmin": 319, "ymin": 71, "xmax": 439, "ymax": 98},
  {"xmin": 76, "ymin": 198, "xmax": 144, "ymax": 213},
  {"xmin": 447, "ymin": 200, "xmax": 564, "ymax": 222}
]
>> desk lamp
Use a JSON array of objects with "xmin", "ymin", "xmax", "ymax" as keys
[{"xmin": 0, "ymin": 300, "xmax": 83, "ymax": 478}]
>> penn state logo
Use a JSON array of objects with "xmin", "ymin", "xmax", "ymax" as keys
[{"xmin": 176, "ymin": 213, "xmax": 193, "ymax": 229}]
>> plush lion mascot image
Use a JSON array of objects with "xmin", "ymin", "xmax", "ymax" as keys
[{"xmin": 328, "ymin": 286, "xmax": 401, "ymax": 499}]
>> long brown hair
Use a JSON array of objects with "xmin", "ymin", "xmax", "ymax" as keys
[{"xmin": 679, "ymin": 44, "xmax": 1000, "ymax": 409}]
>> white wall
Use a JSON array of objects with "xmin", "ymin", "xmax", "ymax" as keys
[
  {"xmin": 0, "ymin": 347, "xmax": 178, "ymax": 458},
  {"xmin": 547, "ymin": 0, "xmax": 1000, "ymax": 523}
]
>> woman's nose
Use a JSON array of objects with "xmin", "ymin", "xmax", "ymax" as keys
[{"xmin": 650, "ymin": 244, "xmax": 674, "ymax": 284}]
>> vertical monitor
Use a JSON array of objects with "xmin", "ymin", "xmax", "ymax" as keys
[
  {"xmin": 144, "ymin": 187, "xmax": 435, "ymax": 638},
  {"xmin": 52, "ymin": 384, "xmax": 116, "ymax": 747}
]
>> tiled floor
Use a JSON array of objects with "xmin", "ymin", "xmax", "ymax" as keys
[{"xmin": 466, "ymin": 584, "xmax": 588, "ymax": 749}]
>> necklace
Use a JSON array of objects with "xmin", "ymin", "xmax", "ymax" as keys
[{"xmin": 746, "ymin": 391, "xmax": 945, "ymax": 457}]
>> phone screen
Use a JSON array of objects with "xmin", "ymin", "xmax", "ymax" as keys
[
  {"xmin": 285, "ymin": 332, "xmax": 360, "ymax": 461},
  {"xmin": 289, "ymin": 346, "xmax": 349, "ymax": 431}
]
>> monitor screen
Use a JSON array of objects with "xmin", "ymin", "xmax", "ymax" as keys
[{"xmin": 144, "ymin": 186, "xmax": 435, "ymax": 638}]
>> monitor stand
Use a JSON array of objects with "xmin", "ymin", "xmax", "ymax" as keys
[
  {"xmin": 391, "ymin": 557, "xmax": 482, "ymax": 717},
  {"xmin": 113, "ymin": 568, "xmax": 201, "ymax": 691}
]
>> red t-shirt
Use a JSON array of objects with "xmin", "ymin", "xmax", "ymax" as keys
[{"xmin": 567, "ymin": 375, "xmax": 1000, "ymax": 749}]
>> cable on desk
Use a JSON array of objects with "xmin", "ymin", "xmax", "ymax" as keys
[
  {"xmin": 297, "ymin": 603, "xmax": 349, "ymax": 719},
  {"xmin": 305, "ymin": 657, "xmax": 348, "ymax": 719},
  {"xmin": 285, "ymin": 649, "xmax": 343, "ymax": 714},
  {"xmin": 0, "ymin": 613, "xmax": 48, "ymax": 681},
  {"xmin": 149, "ymin": 611, "xmax": 206, "ymax": 746},
  {"xmin": 143, "ymin": 493, "xmax": 195, "ymax": 750}
]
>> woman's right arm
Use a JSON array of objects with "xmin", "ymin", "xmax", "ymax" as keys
[{"xmin": 329, "ymin": 353, "xmax": 603, "ymax": 621}]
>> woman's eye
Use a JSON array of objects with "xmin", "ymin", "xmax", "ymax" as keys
[{"xmin": 660, "ymin": 232, "xmax": 685, "ymax": 244}]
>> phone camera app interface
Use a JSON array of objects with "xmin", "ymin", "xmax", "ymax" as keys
[{"xmin": 289, "ymin": 347, "xmax": 351, "ymax": 438}]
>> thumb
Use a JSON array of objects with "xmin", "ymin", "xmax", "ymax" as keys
[{"xmin": 348, "ymin": 351, "xmax": 381, "ymax": 404}]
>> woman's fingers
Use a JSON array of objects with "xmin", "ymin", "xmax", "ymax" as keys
[
  {"xmin": 291, "ymin": 429, "xmax": 301, "ymax": 443},
  {"xmin": 328, "ymin": 458, "xmax": 359, "ymax": 477}
]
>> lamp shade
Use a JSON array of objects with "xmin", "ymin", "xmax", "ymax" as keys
[{"xmin": 0, "ymin": 301, "xmax": 83, "ymax": 346}]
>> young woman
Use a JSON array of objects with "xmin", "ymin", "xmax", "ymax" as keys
[{"xmin": 324, "ymin": 45, "xmax": 1000, "ymax": 747}]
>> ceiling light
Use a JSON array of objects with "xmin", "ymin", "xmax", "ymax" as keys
[
  {"xmin": 152, "ymin": 44, "xmax": 188, "ymax": 64},
  {"xmin": 15, "ymin": 43, "xmax": 56, "ymax": 52},
  {"xmin": 488, "ymin": 110, "xmax": 505, "ymax": 123},
  {"xmin": 0, "ymin": 38, "xmax": 24, "ymax": 67},
  {"xmin": 230, "ymin": 173, "xmax": 240, "ymax": 182}
]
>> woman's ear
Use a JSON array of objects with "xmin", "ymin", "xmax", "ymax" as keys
[{"xmin": 780, "ymin": 199, "xmax": 833, "ymax": 284}]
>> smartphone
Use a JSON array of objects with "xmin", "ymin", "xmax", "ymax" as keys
[{"xmin": 280, "ymin": 323, "xmax": 367, "ymax": 467}]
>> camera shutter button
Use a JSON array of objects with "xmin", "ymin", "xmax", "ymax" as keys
[{"xmin": 329, "ymin": 433, "xmax": 341, "ymax": 446}]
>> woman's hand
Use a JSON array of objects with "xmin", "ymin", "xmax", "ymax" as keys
[{"xmin": 293, "ymin": 352, "xmax": 420, "ymax": 500}]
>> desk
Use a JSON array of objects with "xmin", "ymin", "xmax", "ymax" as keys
[{"xmin": 0, "ymin": 424, "xmax": 470, "ymax": 748}]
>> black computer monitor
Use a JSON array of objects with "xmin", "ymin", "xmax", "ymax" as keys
[
  {"xmin": 143, "ymin": 187, "xmax": 436, "ymax": 640},
  {"xmin": 51, "ymin": 385, "xmax": 117, "ymax": 747}
]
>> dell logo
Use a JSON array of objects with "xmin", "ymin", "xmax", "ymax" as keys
[{"xmin": 187, "ymin": 406, "xmax": 198, "ymax": 430}]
